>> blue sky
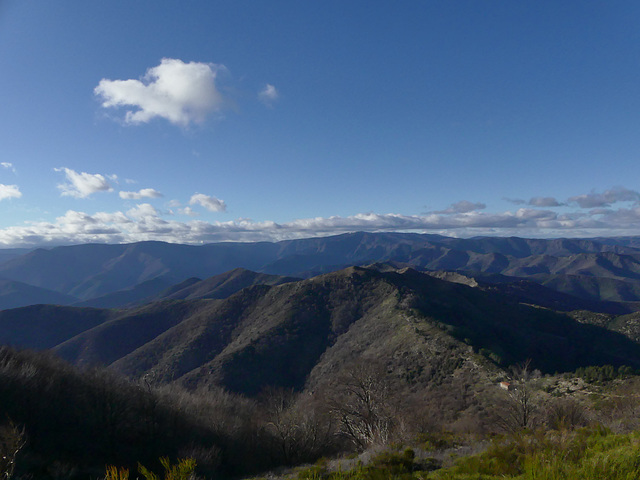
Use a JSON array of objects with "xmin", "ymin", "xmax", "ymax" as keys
[{"xmin": 1, "ymin": 1, "xmax": 640, "ymax": 246}]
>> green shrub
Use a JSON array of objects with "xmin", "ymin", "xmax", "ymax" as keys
[
  {"xmin": 368, "ymin": 448, "xmax": 416, "ymax": 473},
  {"xmin": 107, "ymin": 458, "xmax": 196, "ymax": 480},
  {"xmin": 431, "ymin": 428, "xmax": 640, "ymax": 480},
  {"xmin": 297, "ymin": 457, "xmax": 329, "ymax": 480},
  {"xmin": 417, "ymin": 431, "xmax": 459, "ymax": 451},
  {"xmin": 138, "ymin": 457, "xmax": 196, "ymax": 480},
  {"xmin": 105, "ymin": 465, "xmax": 130, "ymax": 480}
]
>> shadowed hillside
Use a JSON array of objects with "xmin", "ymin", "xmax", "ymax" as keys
[
  {"xmin": 0, "ymin": 304, "xmax": 112, "ymax": 350},
  {"xmin": 0, "ymin": 279, "xmax": 77, "ymax": 310},
  {"xmin": 34, "ymin": 266, "xmax": 640, "ymax": 398},
  {"xmin": 145, "ymin": 267, "xmax": 298, "ymax": 302}
]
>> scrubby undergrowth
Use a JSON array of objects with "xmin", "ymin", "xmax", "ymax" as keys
[{"xmin": 276, "ymin": 428, "xmax": 640, "ymax": 480}]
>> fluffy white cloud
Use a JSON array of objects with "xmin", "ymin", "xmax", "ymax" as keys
[
  {"xmin": 434, "ymin": 200, "xmax": 486, "ymax": 214},
  {"xmin": 514, "ymin": 208, "xmax": 557, "ymax": 220},
  {"xmin": 93, "ymin": 211, "xmax": 131, "ymax": 224},
  {"xmin": 0, "ymin": 184, "xmax": 21, "ymax": 201},
  {"xmin": 55, "ymin": 167, "xmax": 113, "ymax": 198},
  {"xmin": 189, "ymin": 193, "xmax": 226, "ymax": 212},
  {"xmin": 57, "ymin": 210, "xmax": 97, "ymax": 226},
  {"xmin": 95, "ymin": 58, "xmax": 225, "ymax": 126},
  {"xmin": 6, "ymin": 186, "xmax": 640, "ymax": 247},
  {"xmin": 178, "ymin": 206, "xmax": 198, "ymax": 217},
  {"xmin": 0, "ymin": 207, "xmax": 589, "ymax": 248},
  {"xmin": 126, "ymin": 203, "xmax": 160, "ymax": 220},
  {"xmin": 119, "ymin": 188, "xmax": 163, "ymax": 200},
  {"xmin": 0, "ymin": 205, "xmax": 628, "ymax": 248},
  {"xmin": 258, "ymin": 84, "xmax": 279, "ymax": 105}
]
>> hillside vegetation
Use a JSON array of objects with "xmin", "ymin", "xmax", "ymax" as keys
[
  {"xmin": 4, "ymin": 235, "xmax": 640, "ymax": 477},
  {"xmin": 4, "ymin": 266, "xmax": 640, "ymax": 398}
]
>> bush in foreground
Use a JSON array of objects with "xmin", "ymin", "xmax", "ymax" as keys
[
  {"xmin": 105, "ymin": 458, "xmax": 196, "ymax": 480},
  {"xmin": 285, "ymin": 428, "xmax": 640, "ymax": 480},
  {"xmin": 431, "ymin": 427, "xmax": 640, "ymax": 479}
]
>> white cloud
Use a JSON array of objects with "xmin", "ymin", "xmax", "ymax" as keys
[
  {"xmin": 119, "ymin": 188, "xmax": 163, "ymax": 200},
  {"xmin": 178, "ymin": 206, "xmax": 198, "ymax": 217},
  {"xmin": 514, "ymin": 208, "xmax": 557, "ymax": 220},
  {"xmin": 93, "ymin": 211, "xmax": 131, "ymax": 224},
  {"xmin": 126, "ymin": 203, "xmax": 160, "ymax": 220},
  {"xmin": 95, "ymin": 58, "xmax": 226, "ymax": 127},
  {"xmin": 258, "ymin": 84, "xmax": 279, "ymax": 105},
  {"xmin": 0, "ymin": 205, "xmax": 628, "ymax": 248},
  {"xmin": 0, "ymin": 208, "xmax": 568, "ymax": 247},
  {"xmin": 1, "ymin": 163, "xmax": 15, "ymax": 173},
  {"xmin": 189, "ymin": 193, "xmax": 226, "ymax": 212},
  {"xmin": 6, "ymin": 186, "xmax": 640, "ymax": 247},
  {"xmin": 0, "ymin": 184, "xmax": 21, "ymax": 201},
  {"xmin": 55, "ymin": 167, "xmax": 113, "ymax": 198},
  {"xmin": 57, "ymin": 210, "xmax": 97, "ymax": 225}
]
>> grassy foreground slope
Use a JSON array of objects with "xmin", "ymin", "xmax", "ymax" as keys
[{"xmin": 284, "ymin": 428, "xmax": 640, "ymax": 480}]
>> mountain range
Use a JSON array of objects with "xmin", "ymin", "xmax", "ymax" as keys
[
  {"xmin": 3, "ymin": 232, "xmax": 640, "ymax": 480},
  {"xmin": 3, "ymin": 232, "xmax": 640, "ymax": 310},
  {"xmin": 1, "ymin": 232, "xmax": 640, "ymax": 397},
  {"xmin": 2, "ymin": 264, "xmax": 640, "ymax": 398}
]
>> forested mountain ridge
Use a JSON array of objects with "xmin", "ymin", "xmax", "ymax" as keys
[
  {"xmin": 2, "ymin": 232, "xmax": 640, "ymax": 309},
  {"xmin": 71, "ymin": 268, "xmax": 297, "ymax": 308},
  {"xmin": 3, "ymin": 265, "xmax": 640, "ymax": 398}
]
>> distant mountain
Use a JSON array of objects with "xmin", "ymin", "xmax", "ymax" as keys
[
  {"xmin": 2, "ymin": 232, "xmax": 640, "ymax": 307},
  {"xmin": 587, "ymin": 236, "xmax": 640, "ymax": 250},
  {"xmin": 12, "ymin": 266, "xmax": 632, "ymax": 397},
  {"xmin": 73, "ymin": 276, "xmax": 175, "ymax": 308},
  {"xmin": 537, "ymin": 274, "xmax": 640, "ymax": 303},
  {"xmin": 70, "ymin": 269, "xmax": 297, "ymax": 309},
  {"xmin": 0, "ymin": 248, "xmax": 33, "ymax": 266},
  {"xmin": 443, "ymin": 236, "xmax": 638, "ymax": 257},
  {"xmin": 147, "ymin": 268, "xmax": 298, "ymax": 301},
  {"xmin": 0, "ymin": 279, "xmax": 76, "ymax": 310},
  {"xmin": 423, "ymin": 270, "xmax": 634, "ymax": 314},
  {"xmin": 0, "ymin": 304, "xmax": 111, "ymax": 350},
  {"xmin": 0, "ymin": 241, "xmax": 281, "ymax": 300},
  {"xmin": 150, "ymin": 277, "xmax": 202, "ymax": 298}
]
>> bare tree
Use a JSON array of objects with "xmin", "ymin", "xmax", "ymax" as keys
[
  {"xmin": 545, "ymin": 397, "xmax": 588, "ymax": 431},
  {"xmin": 261, "ymin": 387, "xmax": 335, "ymax": 465},
  {"xmin": 327, "ymin": 363, "xmax": 397, "ymax": 450},
  {"xmin": 0, "ymin": 420, "xmax": 25, "ymax": 480},
  {"xmin": 496, "ymin": 360, "xmax": 541, "ymax": 433}
]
